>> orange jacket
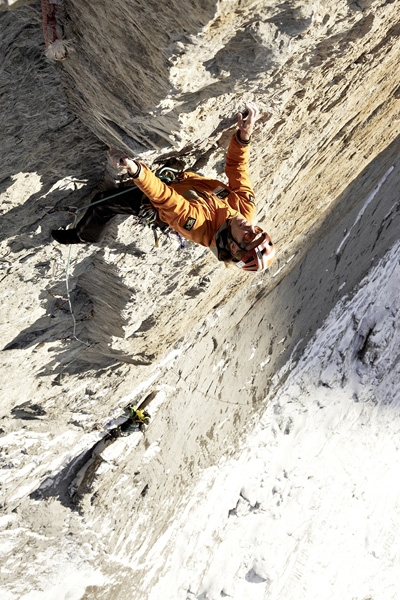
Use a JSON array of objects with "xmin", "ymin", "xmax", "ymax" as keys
[{"xmin": 134, "ymin": 134, "xmax": 256, "ymax": 247}]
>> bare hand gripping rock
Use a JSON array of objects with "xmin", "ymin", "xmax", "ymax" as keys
[{"xmin": 52, "ymin": 102, "xmax": 275, "ymax": 272}]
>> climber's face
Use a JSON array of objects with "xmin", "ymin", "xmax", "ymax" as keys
[{"xmin": 228, "ymin": 215, "xmax": 273, "ymax": 256}]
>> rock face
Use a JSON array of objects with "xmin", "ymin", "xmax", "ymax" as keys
[{"xmin": 0, "ymin": 1, "xmax": 399, "ymax": 597}]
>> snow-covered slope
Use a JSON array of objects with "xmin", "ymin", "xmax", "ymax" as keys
[
  {"xmin": 137, "ymin": 240, "xmax": 400, "ymax": 600},
  {"xmin": 2, "ymin": 237, "xmax": 398, "ymax": 600}
]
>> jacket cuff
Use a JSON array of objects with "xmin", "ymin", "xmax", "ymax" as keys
[
  {"xmin": 129, "ymin": 162, "xmax": 142, "ymax": 179},
  {"xmin": 236, "ymin": 131, "xmax": 251, "ymax": 146}
]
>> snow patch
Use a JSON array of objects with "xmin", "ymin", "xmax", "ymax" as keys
[{"xmin": 336, "ymin": 166, "xmax": 394, "ymax": 255}]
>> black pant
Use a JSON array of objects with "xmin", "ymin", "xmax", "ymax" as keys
[{"xmin": 76, "ymin": 186, "xmax": 144, "ymax": 243}]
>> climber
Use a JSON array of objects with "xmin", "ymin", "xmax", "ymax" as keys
[{"xmin": 51, "ymin": 102, "xmax": 275, "ymax": 272}]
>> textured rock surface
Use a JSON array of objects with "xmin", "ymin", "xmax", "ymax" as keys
[{"xmin": 0, "ymin": 0, "xmax": 399, "ymax": 597}]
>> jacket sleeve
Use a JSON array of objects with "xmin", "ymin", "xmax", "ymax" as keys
[
  {"xmin": 133, "ymin": 164, "xmax": 208, "ymax": 234},
  {"xmin": 225, "ymin": 134, "xmax": 256, "ymax": 221}
]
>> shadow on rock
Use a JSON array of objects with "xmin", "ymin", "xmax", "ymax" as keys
[
  {"xmin": 3, "ymin": 247, "xmax": 153, "ymax": 375},
  {"xmin": 0, "ymin": 7, "xmax": 107, "ymax": 245},
  {"xmin": 29, "ymin": 433, "xmax": 110, "ymax": 510},
  {"xmin": 1, "ymin": 180, "xmax": 106, "ymax": 250}
]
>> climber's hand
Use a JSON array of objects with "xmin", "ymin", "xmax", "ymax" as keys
[
  {"xmin": 109, "ymin": 148, "xmax": 127, "ymax": 168},
  {"xmin": 237, "ymin": 102, "xmax": 259, "ymax": 141},
  {"xmin": 109, "ymin": 149, "xmax": 140, "ymax": 176}
]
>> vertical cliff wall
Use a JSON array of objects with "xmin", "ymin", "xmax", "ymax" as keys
[{"xmin": 1, "ymin": 0, "xmax": 399, "ymax": 597}]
